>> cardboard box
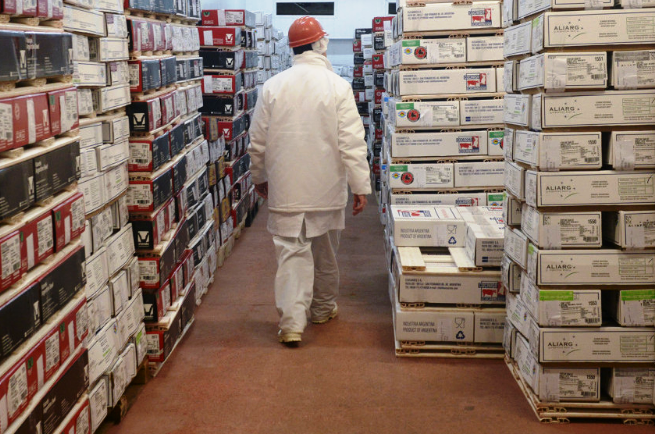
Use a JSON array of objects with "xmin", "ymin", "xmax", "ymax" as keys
[
  {"xmin": 71, "ymin": 34, "xmax": 89, "ymax": 62},
  {"xmin": 525, "ymin": 170, "xmax": 655, "ymax": 208},
  {"xmin": 502, "ymin": 194, "xmax": 522, "ymax": 228},
  {"xmin": 89, "ymin": 38, "xmax": 129, "ymax": 62},
  {"xmin": 505, "ymin": 226, "xmax": 529, "ymax": 269},
  {"xmin": 93, "ymin": 84, "xmax": 131, "ymax": 113},
  {"xmin": 393, "ymin": 254, "xmax": 503, "ymax": 305},
  {"xmin": 606, "ymin": 368, "xmax": 655, "ymax": 405},
  {"xmin": 77, "ymin": 88, "xmax": 94, "ymax": 116},
  {"xmin": 201, "ymin": 9, "xmax": 255, "ymax": 27},
  {"xmin": 88, "ymin": 285, "xmax": 112, "ymax": 334},
  {"xmin": 604, "ymin": 289, "xmax": 654, "ymax": 328},
  {"xmin": 394, "ymin": 302, "xmax": 475, "ymax": 342},
  {"xmin": 612, "ymin": 50, "xmax": 655, "ymax": 90},
  {"xmin": 85, "ymin": 247, "xmax": 108, "ymax": 298},
  {"xmin": 603, "ymin": 211, "xmax": 654, "ymax": 250},
  {"xmin": 38, "ymin": 244, "xmax": 85, "ymax": 322},
  {"xmin": 107, "ymin": 60, "xmax": 130, "ymax": 86},
  {"xmin": 96, "ymin": 139, "xmax": 129, "ymax": 172},
  {"xmin": 461, "ymin": 209, "xmax": 505, "ymax": 267},
  {"xmin": 26, "ymin": 32, "xmax": 73, "ymax": 79},
  {"xmin": 33, "ymin": 139, "xmax": 80, "ymax": 201},
  {"xmin": 128, "ymin": 97, "xmax": 162, "ymax": 133},
  {"xmin": 128, "ymin": 59, "xmax": 162, "ymax": 93},
  {"xmin": 130, "ymin": 198, "xmax": 173, "ymax": 251},
  {"xmin": 503, "ymin": 93, "xmax": 531, "ymax": 127},
  {"xmin": 400, "ymin": 2, "xmax": 501, "ymax": 32},
  {"xmin": 78, "ymin": 174, "xmax": 105, "ymax": 214},
  {"xmin": 504, "ymin": 21, "xmax": 532, "ymax": 58},
  {"xmin": 102, "ymin": 115, "xmax": 130, "ymax": 144},
  {"xmin": 535, "ymin": 9, "xmax": 655, "ymax": 51},
  {"xmin": 88, "ymin": 320, "xmax": 119, "ymax": 385},
  {"xmin": 519, "ymin": 0, "xmax": 614, "ymax": 19},
  {"xmin": 454, "ymin": 161, "xmax": 504, "ymax": 188},
  {"xmin": 199, "ymin": 49, "xmax": 244, "ymax": 71},
  {"xmin": 202, "ymin": 114, "xmax": 246, "ymax": 142},
  {"xmin": 532, "ymin": 324, "xmax": 655, "ymax": 363},
  {"xmin": 518, "ymin": 52, "xmax": 607, "ymax": 91},
  {"xmin": 54, "ymin": 395, "xmax": 90, "ymax": 434},
  {"xmin": 501, "ymin": 255, "xmax": 521, "ymax": 294},
  {"xmin": 521, "ymin": 275, "xmax": 601, "ymax": 327},
  {"xmin": 47, "ymin": 87, "xmax": 79, "ymax": 137},
  {"xmin": 389, "ymin": 192, "xmax": 488, "ymax": 207},
  {"xmin": 460, "ymin": 99, "xmax": 504, "ymax": 126},
  {"xmin": 513, "ymin": 130, "xmax": 602, "ymax": 171},
  {"xmin": 390, "ymin": 206, "xmax": 465, "ymax": 248},
  {"xmin": 198, "ymin": 26, "xmax": 241, "ymax": 47},
  {"xmin": 73, "ymin": 61, "xmax": 106, "ymax": 86},
  {"xmin": 88, "ymin": 379, "xmax": 107, "ymax": 433},
  {"xmin": 63, "ymin": 5, "xmax": 106, "ymax": 36},
  {"xmin": 389, "ymin": 130, "xmax": 492, "ymax": 159},
  {"xmin": 159, "ymin": 91, "xmax": 176, "ymax": 126},
  {"xmin": 522, "ymin": 206, "xmax": 601, "ymax": 249},
  {"xmin": 387, "ymin": 163, "xmax": 454, "ymax": 189},
  {"xmin": 474, "ymin": 311, "xmax": 505, "ymax": 343},
  {"xmin": 527, "ymin": 246, "xmax": 655, "ymax": 286},
  {"xmin": 504, "ymin": 161, "xmax": 525, "ymax": 200},
  {"xmin": 391, "ymin": 101, "xmax": 460, "ymax": 129},
  {"xmin": 538, "ymin": 90, "xmax": 655, "ymax": 128},
  {"xmin": 127, "ymin": 18, "xmax": 154, "ymax": 52},
  {"xmin": 201, "ymin": 72, "xmax": 243, "ymax": 95},
  {"xmin": 396, "ymin": 68, "xmax": 497, "ymax": 96},
  {"xmin": 105, "ymin": 224, "xmax": 134, "ymax": 277},
  {"xmin": 514, "ymin": 333, "xmax": 601, "ymax": 402},
  {"xmin": 467, "ymin": 35, "xmax": 504, "ymax": 62},
  {"xmin": 128, "ymin": 134, "xmax": 171, "ymax": 173},
  {"xmin": 0, "ymin": 281, "xmax": 41, "ymax": 358},
  {"xmin": 104, "ymin": 162, "xmax": 129, "ymax": 202},
  {"xmin": 606, "ymin": 131, "xmax": 655, "ymax": 170}
]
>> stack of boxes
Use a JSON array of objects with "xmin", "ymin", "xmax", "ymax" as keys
[
  {"xmin": 352, "ymin": 26, "xmax": 374, "ymax": 190},
  {"xmin": 255, "ymin": 11, "xmax": 291, "ymax": 84},
  {"xmin": 502, "ymin": 0, "xmax": 655, "ymax": 418},
  {"xmin": 122, "ymin": 0, "xmax": 204, "ymax": 377},
  {"xmin": 0, "ymin": 7, "xmax": 91, "ymax": 433},
  {"xmin": 377, "ymin": 2, "xmax": 508, "ymax": 357}
]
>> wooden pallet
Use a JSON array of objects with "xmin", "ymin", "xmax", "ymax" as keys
[
  {"xmin": 395, "ymin": 339, "xmax": 505, "ymax": 358},
  {"xmin": 0, "ymin": 74, "xmax": 73, "ymax": 97},
  {"xmin": 0, "ymin": 14, "xmax": 63, "ymax": 29},
  {"xmin": 105, "ymin": 357, "xmax": 151, "ymax": 424},
  {"xmin": 505, "ymin": 357, "xmax": 655, "ymax": 425}
]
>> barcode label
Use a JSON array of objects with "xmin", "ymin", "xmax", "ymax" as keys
[
  {"xmin": 581, "ymin": 391, "xmax": 596, "ymax": 397},
  {"xmin": 585, "ymin": 157, "xmax": 600, "ymax": 163},
  {"xmin": 136, "ymin": 199, "xmax": 151, "ymax": 205},
  {"xmin": 585, "ymin": 318, "xmax": 601, "ymax": 324},
  {"xmin": 583, "ymin": 236, "xmax": 599, "ymax": 242},
  {"xmin": 0, "ymin": 103, "xmax": 13, "ymax": 142},
  {"xmin": 1, "ymin": 234, "xmax": 21, "ymax": 280},
  {"xmin": 142, "ymin": 275, "xmax": 157, "ymax": 282},
  {"xmin": 591, "ymin": 74, "xmax": 605, "ymax": 80}
]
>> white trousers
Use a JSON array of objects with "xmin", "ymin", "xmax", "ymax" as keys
[{"xmin": 273, "ymin": 224, "xmax": 341, "ymax": 334}]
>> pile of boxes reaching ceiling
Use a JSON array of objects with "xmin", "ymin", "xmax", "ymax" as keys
[
  {"xmin": 502, "ymin": 0, "xmax": 655, "ymax": 417},
  {"xmin": 254, "ymin": 11, "xmax": 292, "ymax": 85},
  {"xmin": 365, "ymin": 0, "xmax": 508, "ymax": 358}
]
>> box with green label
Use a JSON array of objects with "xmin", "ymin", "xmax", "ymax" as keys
[
  {"xmin": 390, "ymin": 38, "xmax": 465, "ymax": 66},
  {"xmin": 387, "ymin": 163, "xmax": 454, "ymax": 189},
  {"xmin": 520, "ymin": 274, "xmax": 601, "ymax": 327},
  {"xmin": 604, "ymin": 289, "xmax": 655, "ymax": 327},
  {"xmin": 392, "ymin": 101, "xmax": 460, "ymax": 128},
  {"xmin": 396, "ymin": 68, "xmax": 498, "ymax": 96},
  {"xmin": 389, "ymin": 130, "xmax": 492, "ymax": 158}
]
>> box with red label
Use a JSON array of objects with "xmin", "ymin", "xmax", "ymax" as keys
[
  {"xmin": 57, "ymin": 296, "xmax": 88, "ymax": 365},
  {"xmin": 20, "ymin": 208, "xmax": 53, "ymax": 273},
  {"xmin": 127, "ymin": 164, "xmax": 173, "ymax": 213},
  {"xmin": 201, "ymin": 72, "xmax": 243, "ymax": 95},
  {"xmin": 128, "ymin": 58, "xmax": 161, "ymax": 93},
  {"xmin": 353, "ymin": 65, "xmax": 363, "ymax": 78},
  {"xmin": 142, "ymin": 280, "xmax": 170, "ymax": 322},
  {"xmin": 202, "ymin": 114, "xmax": 246, "ymax": 142},
  {"xmin": 372, "ymin": 53, "xmax": 385, "ymax": 70},
  {"xmin": 127, "ymin": 18, "xmax": 155, "ymax": 52},
  {"xmin": 37, "ymin": 0, "xmax": 64, "ymax": 20},
  {"xmin": 353, "ymin": 39, "xmax": 362, "ymax": 53},
  {"xmin": 372, "ymin": 16, "xmax": 394, "ymax": 32},
  {"xmin": 130, "ymin": 198, "xmax": 172, "ymax": 250},
  {"xmin": 0, "ymin": 229, "xmax": 24, "ymax": 293},
  {"xmin": 198, "ymin": 26, "xmax": 241, "ymax": 47},
  {"xmin": 0, "ymin": 93, "xmax": 51, "ymax": 151},
  {"xmin": 47, "ymin": 87, "xmax": 79, "ymax": 137},
  {"xmin": 55, "ymin": 396, "xmax": 90, "ymax": 434},
  {"xmin": 159, "ymin": 91, "xmax": 176, "ymax": 126},
  {"xmin": 201, "ymin": 9, "xmax": 255, "ymax": 27},
  {"xmin": 52, "ymin": 191, "xmax": 85, "ymax": 252},
  {"xmin": 137, "ymin": 233, "xmax": 176, "ymax": 290},
  {"xmin": 128, "ymin": 132, "xmax": 170, "ymax": 173},
  {"xmin": 1, "ymin": 0, "xmax": 37, "ymax": 15},
  {"xmin": 128, "ymin": 97, "xmax": 161, "ymax": 133},
  {"xmin": 375, "ymin": 128, "xmax": 383, "ymax": 141},
  {"xmin": 375, "ymin": 88, "xmax": 384, "ymax": 105}
]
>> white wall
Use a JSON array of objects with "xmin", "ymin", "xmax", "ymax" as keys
[{"xmin": 200, "ymin": 0, "xmax": 394, "ymax": 67}]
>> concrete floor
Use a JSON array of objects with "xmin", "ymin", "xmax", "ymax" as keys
[{"xmin": 105, "ymin": 199, "xmax": 653, "ymax": 433}]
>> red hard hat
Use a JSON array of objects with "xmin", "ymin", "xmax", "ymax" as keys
[{"xmin": 288, "ymin": 16, "xmax": 327, "ymax": 48}]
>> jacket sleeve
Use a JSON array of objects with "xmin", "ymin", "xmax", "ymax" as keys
[
  {"xmin": 248, "ymin": 86, "xmax": 269, "ymax": 185},
  {"xmin": 336, "ymin": 89, "xmax": 372, "ymax": 196}
]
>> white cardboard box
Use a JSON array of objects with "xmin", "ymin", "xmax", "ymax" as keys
[
  {"xmin": 93, "ymin": 84, "xmax": 131, "ymax": 113},
  {"xmin": 518, "ymin": 52, "xmax": 607, "ymax": 91},
  {"xmin": 63, "ymin": 5, "xmax": 106, "ymax": 36},
  {"xmin": 397, "ymin": 68, "xmax": 497, "ymax": 96},
  {"xmin": 501, "ymin": 254, "xmax": 522, "ymax": 293},
  {"xmin": 605, "ymin": 290, "xmax": 655, "ymax": 327},
  {"xmin": 474, "ymin": 311, "xmax": 506, "ymax": 343},
  {"xmin": 507, "ymin": 292, "xmax": 533, "ymax": 340},
  {"xmin": 89, "ymin": 379, "xmax": 108, "ymax": 433},
  {"xmin": 460, "ymin": 207, "xmax": 505, "ymax": 267},
  {"xmin": 96, "ymin": 139, "xmax": 129, "ymax": 172},
  {"xmin": 80, "ymin": 121, "xmax": 103, "ymax": 149},
  {"xmin": 518, "ymin": 0, "xmax": 614, "ymax": 20},
  {"xmin": 514, "ymin": 333, "xmax": 601, "ymax": 402},
  {"xmin": 390, "ymin": 206, "xmax": 465, "ymax": 247},
  {"xmin": 606, "ymin": 131, "xmax": 655, "ymax": 170},
  {"xmin": 536, "ymin": 10, "xmax": 655, "ymax": 50},
  {"xmin": 514, "ymin": 131, "xmax": 602, "ymax": 170},
  {"xmin": 503, "ymin": 93, "xmax": 531, "ymax": 127},
  {"xmin": 393, "ymin": 255, "xmax": 504, "ymax": 305},
  {"xmin": 454, "ymin": 161, "xmax": 505, "ymax": 188},
  {"xmin": 612, "ymin": 50, "xmax": 655, "ymax": 90},
  {"xmin": 387, "ymin": 163, "xmax": 454, "ymax": 189},
  {"xmin": 88, "ymin": 320, "xmax": 119, "ymax": 384},
  {"xmin": 389, "ymin": 130, "xmax": 491, "ymax": 158},
  {"xmin": 503, "ymin": 60, "xmax": 518, "ymax": 92},
  {"xmin": 72, "ymin": 34, "xmax": 90, "ymax": 61},
  {"xmin": 503, "ymin": 194, "xmax": 522, "ymax": 228},
  {"xmin": 539, "ymin": 90, "xmax": 655, "ymax": 128},
  {"xmin": 460, "ymin": 99, "xmax": 504, "ymax": 126},
  {"xmin": 504, "ymin": 160, "xmax": 525, "ymax": 200},
  {"xmin": 504, "ymin": 21, "xmax": 532, "ymax": 58},
  {"xmin": 390, "ymin": 39, "xmax": 466, "ymax": 66},
  {"xmin": 532, "ymin": 324, "xmax": 655, "ymax": 363},
  {"xmin": 525, "ymin": 170, "xmax": 655, "ymax": 208},
  {"xmin": 85, "ymin": 247, "xmax": 109, "ymax": 298},
  {"xmin": 467, "ymin": 36, "xmax": 504, "ymax": 62},
  {"xmin": 392, "ymin": 101, "xmax": 460, "ymax": 129},
  {"xmin": 104, "ymin": 162, "xmax": 129, "ymax": 202},
  {"xmin": 91, "ymin": 38, "xmax": 129, "ymax": 62},
  {"xmin": 603, "ymin": 211, "xmax": 655, "ymax": 249},
  {"xmin": 400, "ymin": 2, "xmax": 501, "ymax": 33},
  {"xmin": 105, "ymin": 223, "xmax": 135, "ymax": 276},
  {"xmin": 78, "ymin": 88, "xmax": 95, "ymax": 116},
  {"xmin": 102, "ymin": 116, "xmax": 130, "ymax": 144},
  {"xmin": 394, "ymin": 302, "xmax": 475, "ymax": 342},
  {"xmin": 521, "ymin": 205, "xmax": 602, "ymax": 249},
  {"xmin": 607, "ymin": 368, "xmax": 655, "ymax": 405},
  {"xmin": 390, "ymin": 192, "xmax": 488, "ymax": 207},
  {"xmin": 505, "ymin": 226, "xmax": 529, "ymax": 268},
  {"xmin": 527, "ymin": 246, "xmax": 655, "ymax": 286},
  {"xmin": 88, "ymin": 285, "xmax": 113, "ymax": 334},
  {"xmin": 520, "ymin": 275, "xmax": 602, "ymax": 327},
  {"xmin": 79, "ymin": 174, "xmax": 106, "ymax": 213}
]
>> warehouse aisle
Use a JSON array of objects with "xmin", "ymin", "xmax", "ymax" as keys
[{"xmin": 104, "ymin": 200, "xmax": 650, "ymax": 434}]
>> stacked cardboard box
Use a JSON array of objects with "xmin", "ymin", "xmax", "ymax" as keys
[
  {"xmin": 252, "ymin": 11, "xmax": 292, "ymax": 84},
  {"xmin": 502, "ymin": 0, "xmax": 655, "ymax": 416},
  {"xmin": 376, "ymin": 3, "xmax": 507, "ymax": 357}
]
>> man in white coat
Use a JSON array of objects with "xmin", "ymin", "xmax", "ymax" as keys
[{"xmin": 249, "ymin": 16, "xmax": 372, "ymax": 345}]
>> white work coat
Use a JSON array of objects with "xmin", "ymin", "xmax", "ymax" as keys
[{"xmin": 249, "ymin": 51, "xmax": 372, "ymax": 215}]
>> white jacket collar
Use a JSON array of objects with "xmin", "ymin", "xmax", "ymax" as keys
[{"xmin": 293, "ymin": 51, "xmax": 334, "ymax": 72}]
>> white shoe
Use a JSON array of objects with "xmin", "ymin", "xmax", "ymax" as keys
[
  {"xmin": 278, "ymin": 331, "xmax": 302, "ymax": 344},
  {"xmin": 312, "ymin": 305, "xmax": 338, "ymax": 324}
]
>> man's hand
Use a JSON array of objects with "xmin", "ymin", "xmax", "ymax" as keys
[
  {"xmin": 255, "ymin": 182, "xmax": 268, "ymax": 199},
  {"xmin": 352, "ymin": 194, "xmax": 367, "ymax": 216}
]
